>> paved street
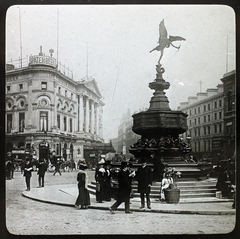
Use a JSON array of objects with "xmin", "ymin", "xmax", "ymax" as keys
[{"xmin": 5, "ymin": 170, "xmax": 236, "ymax": 235}]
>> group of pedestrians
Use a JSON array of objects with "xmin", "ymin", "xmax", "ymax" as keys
[
  {"xmin": 109, "ymin": 158, "xmax": 153, "ymax": 214},
  {"xmin": 22, "ymin": 157, "xmax": 48, "ymax": 191},
  {"xmin": 95, "ymin": 159, "xmax": 112, "ymax": 203}
]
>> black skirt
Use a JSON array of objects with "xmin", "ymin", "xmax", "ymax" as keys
[{"xmin": 75, "ymin": 186, "xmax": 90, "ymax": 206}]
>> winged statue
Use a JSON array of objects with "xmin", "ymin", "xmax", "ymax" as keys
[{"xmin": 150, "ymin": 19, "xmax": 186, "ymax": 64}]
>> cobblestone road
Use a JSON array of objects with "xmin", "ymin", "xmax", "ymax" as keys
[{"xmin": 5, "ymin": 170, "xmax": 236, "ymax": 235}]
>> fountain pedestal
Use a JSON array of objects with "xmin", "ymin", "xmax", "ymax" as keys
[{"xmin": 129, "ymin": 64, "xmax": 209, "ymax": 181}]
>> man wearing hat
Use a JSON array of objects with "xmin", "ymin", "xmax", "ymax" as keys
[
  {"xmin": 136, "ymin": 157, "xmax": 153, "ymax": 209},
  {"xmin": 109, "ymin": 161, "xmax": 133, "ymax": 214},
  {"xmin": 23, "ymin": 158, "xmax": 33, "ymax": 191},
  {"xmin": 37, "ymin": 158, "xmax": 47, "ymax": 187}
]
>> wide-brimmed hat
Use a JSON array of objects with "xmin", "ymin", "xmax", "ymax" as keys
[
  {"xmin": 98, "ymin": 158, "xmax": 105, "ymax": 165},
  {"xmin": 79, "ymin": 163, "xmax": 88, "ymax": 170}
]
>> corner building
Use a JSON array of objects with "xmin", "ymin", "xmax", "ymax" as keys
[
  {"xmin": 5, "ymin": 50, "xmax": 104, "ymax": 166},
  {"xmin": 177, "ymin": 70, "xmax": 235, "ymax": 164}
]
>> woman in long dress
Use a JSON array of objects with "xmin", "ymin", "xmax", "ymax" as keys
[
  {"xmin": 75, "ymin": 163, "xmax": 90, "ymax": 209},
  {"xmin": 160, "ymin": 172, "xmax": 173, "ymax": 200}
]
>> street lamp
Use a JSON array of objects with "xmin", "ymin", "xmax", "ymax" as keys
[{"xmin": 186, "ymin": 135, "xmax": 191, "ymax": 148}]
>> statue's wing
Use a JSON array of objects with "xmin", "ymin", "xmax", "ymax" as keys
[
  {"xmin": 158, "ymin": 19, "xmax": 168, "ymax": 43},
  {"xmin": 169, "ymin": 35, "xmax": 186, "ymax": 42}
]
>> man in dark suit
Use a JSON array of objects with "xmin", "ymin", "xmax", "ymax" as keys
[
  {"xmin": 37, "ymin": 158, "xmax": 47, "ymax": 187},
  {"xmin": 109, "ymin": 161, "xmax": 134, "ymax": 214},
  {"xmin": 137, "ymin": 157, "xmax": 153, "ymax": 209},
  {"xmin": 23, "ymin": 158, "xmax": 33, "ymax": 191}
]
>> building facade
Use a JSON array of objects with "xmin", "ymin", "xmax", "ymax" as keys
[
  {"xmin": 221, "ymin": 70, "xmax": 236, "ymax": 160},
  {"xmin": 110, "ymin": 109, "xmax": 141, "ymax": 158},
  {"xmin": 5, "ymin": 49, "xmax": 104, "ymax": 166},
  {"xmin": 177, "ymin": 70, "xmax": 236, "ymax": 164}
]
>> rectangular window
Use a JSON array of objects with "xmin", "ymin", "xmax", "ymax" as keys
[
  {"xmin": 7, "ymin": 85, "xmax": 10, "ymax": 93},
  {"xmin": 19, "ymin": 112, "xmax": 25, "ymax": 132},
  {"xmin": 57, "ymin": 114, "xmax": 60, "ymax": 129},
  {"xmin": 204, "ymin": 141, "xmax": 206, "ymax": 151},
  {"xmin": 198, "ymin": 117, "xmax": 200, "ymax": 124},
  {"xmin": 7, "ymin": 114, "xmax": 12, "ymax": 133},
  {"xmin": 41, "ymin": 82, "xmax": 47, "ymax": 90},
  {"xmin": 219, "ymin": 100, "xmax": 222, "ymax": 107},
  {"xmin": 40, "ymin": 112, "xmax": 48, "ymax": 131},
  {"xmin": 19, "ymin": 84, "xmax": 23, "ymax": 91},
  {"xmin": 208, "ymin": 104, "xmax": 210, "ymax": 111},
  {"xmin": 64, "ymin": 116, "xmax": 67, "ymax": 131},
  {"xmin": 215, "ymin": 101, "xmax": 217, "ymax": 108},
  {"xmin": 195, "ymin": 118, "xmax": 197, "ymax": 125},
  {"xmin": 198, "ymin": 127, "xmax": 200, "ymax": 136},
  {"xmin": 194, "ymin": 108, "xmax": 196, "ymax": 114},
  {"xmin": 204, "ymin": 126, "xmax": 206, "ymax": 135},
  {"xmin": 58, "ymin": 87, "xmax": 61, "ymax": 94},
  {"xmin": 198, "ymin": 141, "xmax": 201, "ymax": 152},
  {"xmin": 214, "ymin": 124, "xmax": 217, "ymax": 134},
  {"xmin": 214, "ymin": 113, "xmax": 217, "ymax": 121},
  {"xmin": 208, "ymin": 115, "xmax": 210, "ymax": 122},
  {"xmin": 198, "ymin": 107, "xmax": 200, "ymax": 114},
  {"xmin": 219, "ymin": 124, "xmax": 222, "ymax": 133},
  {"xmin": 195, "ymin": 129, "xmax": 197, "ymax": 137},
  {"xmin": 70, "ymin": 118, "xmax": 72, "ymax": 132},
  {"xmin": 204, "ymin": 116, "xmax": 206, "ymax": 123},
  {"xmin": 219, "ymin": 112, "xmax": 222, "ymax": 119},
  {"xmin": 208, "ymin": 126, "xmax": 211, "ymax": 134},
  {"xmin": 204, "ymin": 105, "xmax": 206, "ymax": 112},
  {"xmin": 208, "ymin": 140, "xmax": 211, "ymax": 151}
]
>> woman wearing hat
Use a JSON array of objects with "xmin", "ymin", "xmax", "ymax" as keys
[
  {"xmin": 75, "ymin": 163, "xmax": 90, "ymax": 209},
  {"xmin": 95, "ymin": 158, "xmax": 105, "ymax": 203}
]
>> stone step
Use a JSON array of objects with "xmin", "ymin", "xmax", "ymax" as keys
[{"xmin": 180, "ymin": 193, "xmax": 216, "ymax": 198}]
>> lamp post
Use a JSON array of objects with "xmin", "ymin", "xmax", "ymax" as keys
[{"xmin": 186, "ymin": 135, "xmax": 191, "ymax": 148}]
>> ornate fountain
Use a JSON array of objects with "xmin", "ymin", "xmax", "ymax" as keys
[{"xmin": 128, "ymin": 20, "xmax": 208, "ymax": 181}]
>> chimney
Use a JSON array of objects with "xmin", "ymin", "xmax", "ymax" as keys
[{"xmin": 39, "ymin": 46, "xmax": 43, "ymax": 56}]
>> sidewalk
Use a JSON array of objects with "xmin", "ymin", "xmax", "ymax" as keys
[{"xmin": 22, "ymin": 184, "xmax": 235, "ymax": 215}]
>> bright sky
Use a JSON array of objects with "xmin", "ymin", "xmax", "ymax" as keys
[{"xmin": 6, "ymin": 5, "xmax": 236, "ymax": 142}]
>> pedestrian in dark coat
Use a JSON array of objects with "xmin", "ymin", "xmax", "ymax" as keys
[
  {"xmin": 103, "ymin": 163, "xmax": 112, "ymax": 201},
  {"xmin": 75, "ymin": 163, "xmax": 90, "ymax": 209},
  {"xmin": 37, "ymin": 159, "xmax": 47, "ymax": 187},
  {"xmin": 23, "ymin": 158, "xmax": 33, "ymax": 191},
  {"xmin": 53, "ymin": 159, "xmax": 62, "ymax": 176},
  {"xmin": 109, "ymin": 161, "xmax": 134, "ymax": 214},
  {"xmin": 95, "ymin": 159, "xmax": 105, "ymax": 203},
  {"xmin": 136, "ymin": 158, "xmax": 153, "ymax": 209},
  {"xmin": 5, "ymin": 160, "xmax": 13, "ymax": 180}
]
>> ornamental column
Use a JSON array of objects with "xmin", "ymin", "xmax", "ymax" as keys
[
  {"xmin": 27, "ymin": 79, "xmax": 33, "ymax": 128},
  {"xmin": 52, "ymin": 80, "xmax": 58, "ymax": 131},
  {"xmin": 90, "ymin": 100, "xmax": 95, "ymax": 134},
  {"xmin": 79, "ymin": 94, "xmax": 84, "ymax": 132},
  {"xmin": 85, "ymin": 97, "xmax": 89, "ymax": 133},
  {"xmin": 96, "ymin": 104, "xmax": 99, "ymax": 135}
]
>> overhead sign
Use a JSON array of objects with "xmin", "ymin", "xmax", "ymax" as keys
[
  {"xmin": 12, "ymin": 149, "xmax": 25, "ymax": 154},
  {"xmin": 29, "ymin": 55, "xmax": 57, "ymax": 68}
]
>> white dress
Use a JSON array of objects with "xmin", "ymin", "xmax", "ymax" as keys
[{"xmin": 160, "ymin": 177, "xmax": 173, "ymax": 199}]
